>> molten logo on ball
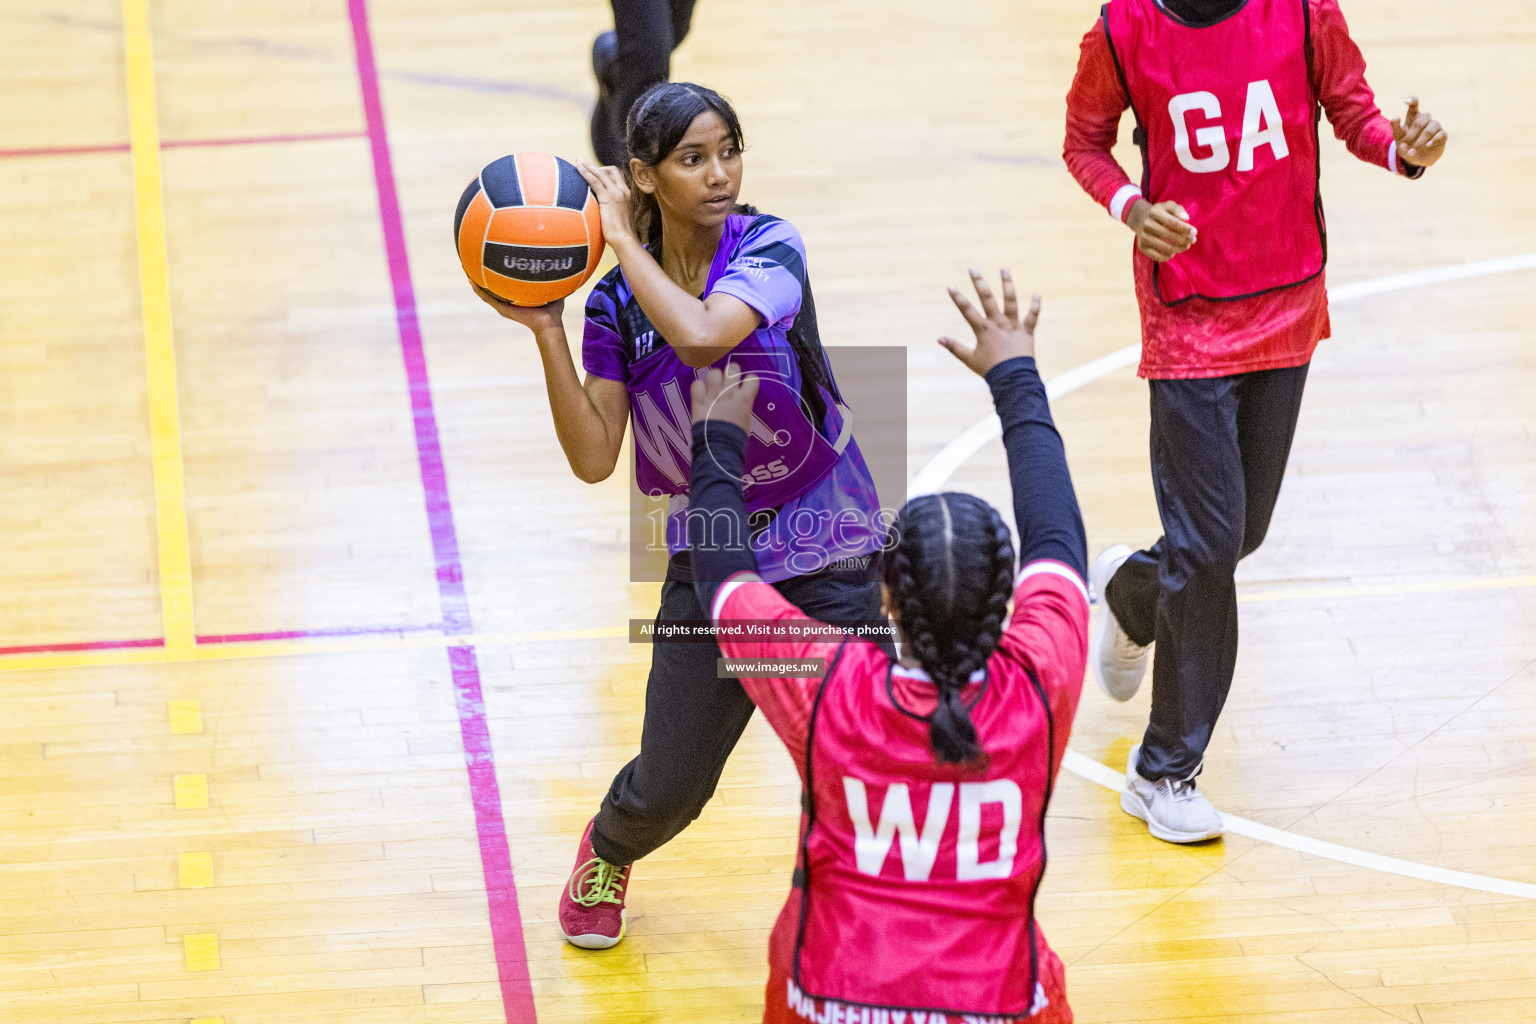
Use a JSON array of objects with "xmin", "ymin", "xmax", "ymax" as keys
[
  {"xmin": 505, "ymin": 256, "xmax": 573, "ymax": 274},
  {"xmin": 454, "ymin": 152, "xmax": 605, "ymax": 305},
  {"xmin": 484, "ymin": 243, "xmax": 587, "ymax": 282}
]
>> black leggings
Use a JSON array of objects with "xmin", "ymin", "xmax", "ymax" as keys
[
  {"xmin": 1107, "ymin": 362, "xmax": 1309, "ymax": 782},
  {"xmin": 591, "ymin": 566, "xmax": 891, "ymax": 866}
]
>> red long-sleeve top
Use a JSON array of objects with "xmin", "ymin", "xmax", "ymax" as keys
[{"xmin": 1063, "ymin": 0, "xmax": 1421, "ymax": 379}]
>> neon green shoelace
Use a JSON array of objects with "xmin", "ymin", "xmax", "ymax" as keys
[{"xmin": 569, "ymin": 857, "xmax": 628, "ymax": 908}]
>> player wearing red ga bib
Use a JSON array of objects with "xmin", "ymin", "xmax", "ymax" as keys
[
  {"xmin": 1064, "ymin": 0, "xmax": 1447, "ymax": 378},
  {"xmin": 1062, "ymin": 0, "xmax": 1448, "ymax": 844},
  {"xmin": 686, "ymin": 272, "xmax": 1088, "ymax": 1023}
]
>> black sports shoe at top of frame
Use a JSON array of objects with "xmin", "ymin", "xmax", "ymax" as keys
[{"xmin": 589, "ymin": 30, "xmax": 623, "ymax": 167}]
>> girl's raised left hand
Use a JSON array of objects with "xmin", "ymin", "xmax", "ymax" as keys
[{"xmin": 575, "ymin": 158, "xmax": 639, "ymax": 249}]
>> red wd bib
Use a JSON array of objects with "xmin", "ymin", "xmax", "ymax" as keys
[
  {"xmin": 1103, "ymin": 0, "xmax": 1325, "ymax": 304},
  {"xmin": 789, "ymin": 641, "xmax": 1059, "ymax": 1018}
]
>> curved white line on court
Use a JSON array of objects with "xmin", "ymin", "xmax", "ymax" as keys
[
  {"xmin": 1063, "ymin": 751, "xmax": 1536, "ymax": 899},
  {"xmin": 910, "ymin": 344, "xmax": 1140, "ymax": 495},
  {"xmin": 909, "ymin": 251, "xmax": 1536, "ymax": 499},
  {"xmin": 914, "ymin": 252, "xmax": 1536, "ymax": 898},
  {"xmin": 1326, "ymin": 251, "xmax": 1536, "ymax": 302}
]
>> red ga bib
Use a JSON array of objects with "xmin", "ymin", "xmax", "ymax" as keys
[{"xmin": 1103, "ymin": 0, "xmax": 1325, "ymax": 304}]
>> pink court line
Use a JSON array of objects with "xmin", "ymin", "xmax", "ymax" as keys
[
  {"xmin": 0, "ymin": 637, "xmax": 164, "ymax": 657},
  {"xmin": 0, "ymin": 622, "xmax": 446, "ymax": 659},
  {"xmin": 0, "ymin": 142, "xmax": 128, "ymax": 159},
  {"xmin": 162, "ymin": 129, "xmax": 368, "ymax": 150},
  {"xmin": 345, "ymin": 1, "xmax": 536, "ymax": 1021},
  {"xmin": 0, "ymin": 130, "xmax": 366, "ymax": 161},
  {"xmin": 196, "ymin": 622, "xmax": 444, "ymax": 644}
]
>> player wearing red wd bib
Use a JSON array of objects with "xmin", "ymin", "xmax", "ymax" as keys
[
  {"xmin": 685, "ymin": 271, "xmax": 1088, "ymax": 1023},
  {"xmin": 1064, "ymin": 0, "xmax": 1447, "ymax": 842}
]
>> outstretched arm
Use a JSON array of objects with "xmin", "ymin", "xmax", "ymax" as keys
[
  {"xmin": 686, "ymin": 366, "xmax": 842, "ymax": 762},
  {"xmin": 938, "ymin": 270, "xmax": 1088, "ymax": 581},
  {"xmin": 941, "ymin": 273, "xmax": 1091, "ymax": 717}
]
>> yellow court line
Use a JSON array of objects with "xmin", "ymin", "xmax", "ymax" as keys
[{"xmin": 123, "ymin": 0, "xmax": 195, "ymax": 650}]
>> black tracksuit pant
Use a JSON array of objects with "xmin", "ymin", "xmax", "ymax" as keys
[
  {"xmin": 590, "ymin": 564, "xmax": 893, "ymax": 867},
  {"xmin": 1106, "ymin": 362, "xmax": 1310, "ymax": 783}
]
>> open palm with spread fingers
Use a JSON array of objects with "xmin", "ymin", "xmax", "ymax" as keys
[
  {"xmin": 1392, "ymin": 97, "xmax": 1448, "ymax": 168},
  {"xmin": 939, "ymin": 268, "xmax": 1040, "ymax": 376}
]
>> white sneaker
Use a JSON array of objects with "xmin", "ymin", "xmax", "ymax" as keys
[
  {"xmin": 1089, "ymin": 545, "xmax": 1150, "ymax": 702},
  {"xmin": 1120, "ymin": 744, "xmax": 1224, "ymax": 843}
]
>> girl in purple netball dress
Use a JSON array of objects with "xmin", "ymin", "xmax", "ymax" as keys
[{"xmin": 476, "ymin": 82, "xmax": 891, "ymax": 949}]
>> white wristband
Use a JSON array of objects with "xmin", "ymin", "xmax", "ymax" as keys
[{"xmin": 1110, "ymin": 184, "xmax": 1143, "ymax": 222}]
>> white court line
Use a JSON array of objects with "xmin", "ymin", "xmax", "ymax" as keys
[
  {"xmin": 1063, "ymin": 752, "xmax": 1536, "ymax": 900},
  {"xmin": 1326, "ymin": 251, "xmax": 1536, "ymax": 302},
  {"xmin": 913, "ymin": 252, "xmax": 1536, "ymax": 898},
  {"xmin": 909, "ymin": 251, "xmax": 1536, "ymax": 498}
]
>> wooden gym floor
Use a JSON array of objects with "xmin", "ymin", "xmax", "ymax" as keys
[{"xmin": 1, "ymin": 0, "xmax": 1532, "ymax": 1021}]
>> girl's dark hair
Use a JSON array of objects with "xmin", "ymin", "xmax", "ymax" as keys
[
  {"xmin": 881, "ymin": 493, "xmax": 1015, "ymax": 768},
  {"xmin": 624, "ymin": 81, "xmax": 748, "ymax": 246},
  {"xmin": 622, "ymin": 81, "xmax": 842, "ymax": 430}
]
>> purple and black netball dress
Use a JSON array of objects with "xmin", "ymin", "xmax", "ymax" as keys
[{"xmin": 583, "ymin": 212, "xmax": 884, "ymax": 580}]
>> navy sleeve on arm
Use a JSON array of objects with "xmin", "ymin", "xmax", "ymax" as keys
[
  {"xmin": 687, "ymin": 420, "xmax": 761, "ymax": 613},
  {"xmin": 984, "ymin": 357, "xmax": 1089, "ymax": 581}
]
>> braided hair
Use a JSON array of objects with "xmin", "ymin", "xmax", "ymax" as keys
[{"xmin": 881, "ymin": 493, "xmax": 1016, "ymax": 768}]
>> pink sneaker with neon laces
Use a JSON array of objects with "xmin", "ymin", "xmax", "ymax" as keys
[{"xmin": 558, "ymin": 818, "xmax": 630, "ymax": 949}]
